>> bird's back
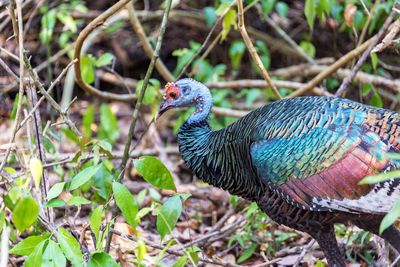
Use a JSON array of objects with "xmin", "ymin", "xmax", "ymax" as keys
[{"xmin": 247, "ymin": 96, "xmax": 400, "ymax": 214}]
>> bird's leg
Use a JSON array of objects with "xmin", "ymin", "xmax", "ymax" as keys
[{"xmin": 308, "ymin": 225, "xmax": 346, "ymax": 267}]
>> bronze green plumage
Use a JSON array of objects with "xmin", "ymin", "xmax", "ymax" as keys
[{"xmin": 157, "ymin": 78, "xmax": 400, "ymax": 267}]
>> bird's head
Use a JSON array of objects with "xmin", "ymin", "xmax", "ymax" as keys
[{"xmin": 156, "ymin": 78, "xmax": 213, "ymax": 124}]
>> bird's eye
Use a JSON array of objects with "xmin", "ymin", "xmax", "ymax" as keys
[
  {"xmin": 183, "ymin": 87, "xmax": 190, "ymax": 94},
  {"xmin": 169, "ymin": 92, "xmax": 177, "ymax": 99}
]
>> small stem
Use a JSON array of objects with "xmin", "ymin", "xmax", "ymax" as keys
[
  {"xmin": 0, "ymin": 0, "xmax": 25, "ymax": 174},
  {"xmin": 105, "ymin": 0, "xmax": 173, "ymax": 253},
  {"xmin": 237, "ymin": 0, "xmax": 282, "ymax": 100}
]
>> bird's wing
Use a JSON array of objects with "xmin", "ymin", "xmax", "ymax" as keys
[{"xmin": 250, "ymin": 118, "xmax": 400, "ymax": 214}]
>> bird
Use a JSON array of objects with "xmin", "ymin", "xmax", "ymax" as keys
[{"xmin": 156, "ymin": 78, "xmax": 400, "ymax": 267}]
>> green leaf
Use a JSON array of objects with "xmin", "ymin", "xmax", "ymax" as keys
[
  {"xmin": 67, "ymin": 196, "xmax": 91, "ymax": 206},
  {"xmin": 203, "ymin": 7, "xmax": 216, "ymax": 27},
  {"xmin": 299, "ymin": 41, "xmax": 316, "ymax": 58},
  {"xmin": 90, "ymin": 205, "xmax": 103, "ymax": 243},
  {"xmin": 136, "ymin": 207, "xmax": 152, "ymax": 220},
  {"xmin": 173, "ymin": 255, "xmax": 188, "ymax": 267},
  {"xmin": 320, "ymin": 0, "xmax": 331, "ymax": 14},
  {"xmin": 87, "ymin": 252, "xmax": 118, "ymax": 267},
  {"xmin": 80, "ymin": 56, "xmax": 95, "ymax": 84},
  {"xmin": 134, "ymin": 156, "xmax": 175, "ymax": 190},
  {"xmin": 10, "ymin": 235, "xmax": 49, "ymax": 256},
  {"xmin": 136, "ymin": 80, "xmax": 156, "ymax": 105},
  {"xmin": 261, "ymin": 0, "xmax": 276, "ymax": 16},
  {"xmin": 362, "ymin": 84, "xmax": 372, "ymax": 96},
  {"xmin": 98, "ymin": 104, "xmax": 119, "ymax": 144},
  {"xmin": 42, "ymin": 240, "xmax": 66, "ymax": 267},
  {"xmin": 156, "ymin": 239, "xmax": 177, "ymax": 262},
  {"xmin": 13, "ymin": 197, "xmax": 39, "ymax": 233},
  {"xmin": 157, "ymin": 195, "xmax": 182, "ymax": 241},
  {"xmin": 61, "ymin": 128, "xmax": 81, "ymax": 145},
  {"xmin": 371, "ymin": 52, "xmax": 378, "ymax": 70},
  {"xmin": 215, "ymin": 2, "xmax": 230, "ymax": 16},
  {"xmin": 70, "ymin": 164, "xmax": 102, "ymax": 191},
  {"xmin": 186, "ymin": 246, "xmax": 200, "ymax": 265},
  {"xmin": 82, "ymin": 104, "xmax": 95, "ymax": 138},
  {"xmin": 98, "ymin": 140, "xmax": 112, "ymax": 154},
  {"xmin": 7, "ymin": 186, "xmax": 21, "ymax": 205},
  {"xmin": 10, "ymin": 93, "xmax": 19, "ymax": 120},
  {"xmin": 113, "ymin": 182, "xmax": 138, "ymax": 230},
  {"xmin": 4, "ymin": 167, "xmax": 16, "ymax": 175},
  {"xmin": 353, "ymin": 10, "xmax": 365, "ymax": 30},
  {"xmin": 95, "ymin": 53, "xmax": 115, "ymax": 67},
  {"xmin": 40, "ymin": 8, "xmax": 56, "ymax": 44},
  {"xmin": 29, "ymin": 158, "xmax": 43, "ymax": 188},
  {"xmin": 56, "ymin": 12, "xmax": 77, "ymax": 32},
  {"xmin": 175, "ymin": 193, "xmax": 191, "ymax": 201},
  {"xmin": 43, "ymin": 199, "xmax": 66, "ymax": 208},
  {"xmin": 359, "ymin": 170, "xmax": 400, "ymax": 185},
  {"xmin": 24, "ymin": 240, "xmax": 47, "ymax": 267},
  {"xmin": 148, "ymin": 188, "xmax": 162, "ymax": 201},
  {"xmin": 305, "ymin": 0, "xmax": 316, "ymax": 30},
  {"xmin": 229, "ymin": 40, "xmax": 246, "ymax": 69},
  {"xmin": 92, "ymin": 164, "xmax": 113, "ymax": 200},
  {"xmin": 370, "ymin": 89, "xmax": 383, "ymax": 108},
  {"xmin": 275, "ymin": 1, "xmax": 288, "ymax": 17},
  {"xmin": 222, "ymin": 9, "xmax": 237, "ymax": 40},
  {"xmin": 47, "ymin": 182, "xmax": 66, "ymax": 200},
  {"xmin": 137, "ymin": 239, "xmax": 146, "ymax": 262},
  {"xmin": 236, "ymin": 235, "xmax": 244, "ymax": 247},
  {"xmin": 380, "ymin": 198, "xmax": 400, "ymax": 234},
  {"xmin": 245, "ymin": 89, "xmax": 261, "ymax": 107},
  {"xmin": 57, "ymin": 228, "xmax": 83, "ymax": 266},
  {"xmin": 237, "ymin": 243, "xmax": 257, "ymax": 263}
]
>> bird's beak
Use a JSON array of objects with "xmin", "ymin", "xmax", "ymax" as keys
[{"xmin": 155, "ymin": 99, "xmax": 173, "ymax": 121}]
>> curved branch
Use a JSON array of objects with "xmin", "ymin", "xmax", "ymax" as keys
[{"xmin": 73, "ymin": 0, "xmax": 136, "ymax": 101}]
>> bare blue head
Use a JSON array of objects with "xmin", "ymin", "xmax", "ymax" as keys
[{"xmin": 156, "ymin": 78, "xmax": 213, "ymax": 124}]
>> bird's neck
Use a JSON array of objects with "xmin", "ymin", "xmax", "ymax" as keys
[
  {"xmin": 187, "ymin": 87, "xmax": 213, "ymax": 124},
  {"xmin": 178, "ymin": 119, "xmax": 264, "ymax": 201}
]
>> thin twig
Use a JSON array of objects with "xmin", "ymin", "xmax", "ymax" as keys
[
  {"xmin": 287, "ymin": 36, "xmax": 374, "ymax": 98},
  {"xmin": 23, "ymin": 56, "xmax": 81, "ymax": 137},
  {"xmin": 0, "ymin": 0, "xmax": 25, "ymax": 174},
  {"xmin": 0, "ymin": 226, "xmax": 10, "ymax": 267},
  {"xmin": 272, "ymin": 65, "xmax": 400, "ymax": 93},
  {"xmin": 0, "ymin": 57, "xmax": 19, "ymax": 81},
  {"xmin": 188, "ymin": 31, "xmax": 222, "ymax": 77},
  {"xmin": 182, "ymin": 216, "xmax": 246, "ymax": 249},
  {"xmin": 26, "ymin": 80, "xmax": 54, "ymax": 224},
  {"xmin": 127, "ymin": 2, "xmax": 174, "ymax": 82},
  {"xmin": 110, "ymin": 227, "xmax": 279, "ymax": 267},
  {"xmin": 390, "ymin": 254, "xmax": 400, "ymax": 267},
  {"xmin": 105, "ymin": 0, "xmax": 173, "ymax": 253},
  {"xmin": 372, "ymin": 14, "xmax": 400, "ymax": 53},
  {"xmin": 237, "ymin": 0, "xmax": 282, "ymax": 100},
  {"xmin": 176, "ymin": 0, "xmax": 235, "ymax": 80},
  {"xmin": 357, "ymin": 0, "xmax": 379, "ymax": 48},
  {"xmin": 335, "ymin": 6, "xmax": 396, "ymax": 97},
  {"xmin": 293, "ymin": 239, "xmax": 316, "ymax": 267},
  {"xmin": 255, "ymin": 3, "xmax": 314, "ymax": 64},
  {"xmin": 18, "ymin": 59, "xmax": 77, "ymax": 131}
]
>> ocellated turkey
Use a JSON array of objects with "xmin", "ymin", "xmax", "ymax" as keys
[{"xmin": 156, "ymin": 78, "xmax": 400, "ymax": 267}]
